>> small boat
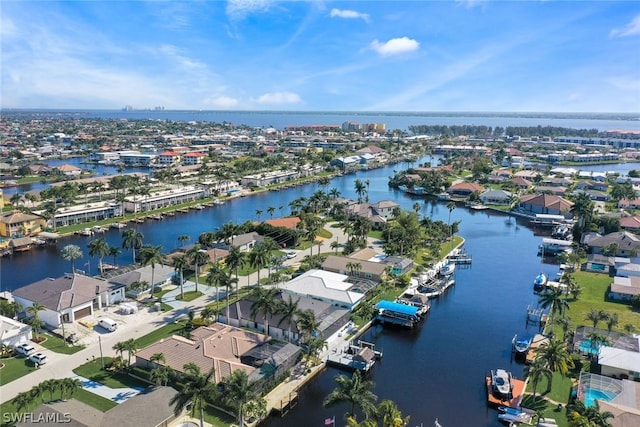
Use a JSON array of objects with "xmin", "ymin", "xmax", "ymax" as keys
[
  {"xmin": 437, "ymin": 193, "xmax": 451, "ymax": 201},
  {"xmin": 498, "ymin": 406, "xmax": 525, "ymax": 415},
  {"xmin": 512, "ymin": 335, "xmax": 532, "ymax": 355},
  {"xmin": 533, "ymin": 273, "xmax": 547, "ymax": 292},
  {"xmin": 75, "ymin": 228, "xmax": 93, "ymax": 236},
  {"xmin": 440, "ymin": 263, "xmax": 455, "ymax": 277},
  {"xmin": 92, "ymin": 225, "xmax": 106, "ymax": 233},
  {"xmin": 490, "ymin": 369, "xmax": 513, "ymax": 399},
  {"xmin": 110, "ymin": 222, "xmax": 126, "ymax": 229},
  {"xmin": 498, "ymin": 411, "xmax": 529, "ymax": 423}
]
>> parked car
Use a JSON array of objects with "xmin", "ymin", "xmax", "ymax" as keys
[
  {"xmin": 15, "ymin": 343, "xmax": 36, "ymax": 356},
  {"xmin": 29, "ymin": 353, "xmax": 48, "ymax": 365},
  {"xmin": 98, "ymin": 318, "xmax": 117, "ymax": 332},
  {"xmin": 285, "ymin": 250, "xmax": 297, "ymax": 259}
]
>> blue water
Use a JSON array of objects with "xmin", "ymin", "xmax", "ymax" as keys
[
  {"xmin": 578, "ymin": 339, "xmax": 609, "ymax": 355},
  {"xmin": 584, "ymin": 388, "xmax": 616, "ymax": 407}
]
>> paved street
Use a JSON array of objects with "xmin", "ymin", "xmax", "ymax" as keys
[{"xmin": 1, "ymin": 221, "xmax": 355, "ymax": 406}]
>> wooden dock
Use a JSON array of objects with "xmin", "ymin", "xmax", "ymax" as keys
[
  {"xmin": 485, "ymin": 376, "xmax": 526, "ymax": 408},
  {"xmin": 526, "ymin": 305, "xmax": 548, "ymax": 326},
  {"xmin": 525, "ymin": 334, "xmax": 550, "ymax": 364}
]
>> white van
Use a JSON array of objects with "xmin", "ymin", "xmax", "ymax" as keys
[{"xmin": 98, "ymin": 318, "xmax": 117, "ymax": 332}]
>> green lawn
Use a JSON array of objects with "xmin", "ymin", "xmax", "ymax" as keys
[
  {"xmin": 368, "ymin": 230, "xmax": 384, "ymax": 240},
  {"xmin": 564, "ymin": 271, "xmax": 639, "ymax": 333},
  {"xmin": 520, "ymin": 395, "xmax": 568, "ymax": 427},
  {"xmin": 525, "ymin": 371, "xmax": 575, "ymax": 404},
  {"xmin": 74, "ymin": 388, "xmax": 118, "ymax": 411},
  {"xmin": 39, "ymin": 332, "xmax": 85, "ymax": 354},
  {"xmin": 134, "ymin": 320, "xmax": 186, "ymax": 348},
  {"xmin": 204, "ymin": 404, "xmax": 237, "ymax": 427},
  {"xmin": 175, "ymin": 291, "xmax": 203, "ymax": 302},
  {"xmin": 73, "ymin": 358, "xmax": 150, "ymax": 390},
  {"xmin": 0, "ymin": 357, "xmax": 37, "ymax": 385}
]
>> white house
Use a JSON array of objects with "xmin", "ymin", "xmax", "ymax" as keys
[
  {"xmin": 479, "ymin": 189, "xmax": 513, "ymax": 205},
  {"xmin": 0, "ymin": 315, "xmax": 32, "ymax": 346},
  {"xmin": 599, "ymin": 346, "xmax": 640, "ymax": 380},
  {"xmin": 610, "ymin": 276, "xmax": 640, "ymax": 301},
  {"xmin": 12, "ymin": 274, "xmax": 126, "ymax": 328},
  {"xmin": 279, "ymin": 269, "xmax": 365, "ymax": 310}
]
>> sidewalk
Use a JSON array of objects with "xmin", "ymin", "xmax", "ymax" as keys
[
  {"xmin": 65, "ymin": 372, "xmax": 146, "ymax": 404},
  {"xmin": 161, "ymin": 280, "xmax": 219, "ymax": 309}
]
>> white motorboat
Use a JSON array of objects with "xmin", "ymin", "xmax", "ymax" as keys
[
  {"xmin": 491, "ymin": 369, "xmax": 513, "ymax": 399},
  {"xmin": 512, "ymin": 335, "xmax": 532, "ymax": 355},
  {"xmin": 533, "ymin": 273, "xmax": 547, "ymax": 292},
  {"xmin": 440, "ymin": 263, "xmax": 455, "ymax": 277}
]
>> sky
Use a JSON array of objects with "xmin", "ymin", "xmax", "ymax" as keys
[{"xmin": 1, "ymin": 1, "xmax": 639, "ymax": 112}]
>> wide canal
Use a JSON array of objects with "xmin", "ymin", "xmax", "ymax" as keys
[{"xmin": 0, "ymin": 155, "xmax": 614, "ymax": 426}]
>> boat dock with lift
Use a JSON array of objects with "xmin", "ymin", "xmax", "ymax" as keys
[
  {"xmin": 326, "ymin": 340, "xmax": 382, "ymax": 373},
  {"xmin": 374, "ymin": 300, "xmax": 424, "ymax": 328}
]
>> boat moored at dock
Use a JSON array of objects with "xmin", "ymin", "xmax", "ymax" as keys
[
  {"xmin": 375, "ymin": 300, "xmax": 424, "ymax": 328},
  {"xmin": 326, "ymin": 340, "xmax": 382, "ymax": 373}
]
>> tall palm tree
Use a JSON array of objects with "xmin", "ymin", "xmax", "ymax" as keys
[
  {"xmin": 178, "ymin": 234, "xmax": 190, "ymax": 249},
  {"xmin": 277, "ymin": 295, "xmax": 300, "ymax": 342},
  {"xmin": 108, "ymin": 246, "xmax": 121, "ymax": 268},
  {"xmin": 26, "ymin": 302, "xmax": 46, "ymax": 341},
  {"xmin": 297, "ymin": 309, "xmax": 321, "ymax": 342},
  {"xmin": 354, "ymin": 179, "xmax": 367, "ymax": 203},
  {"xmin": 188, "ymin": 245, "xmax": 210, "ymax": 293},
  {"xmin": 13, "ymin": 391, "xmax": 33, "ymax": 414},
  {"xmin": 249, "ymin": 287, "xmax": 279, "ymax": 336},
  {"xmin": 170, "ymin": 363, "xmax": 217, "ymax": 427},
  {"xmin": 122, "ymin": 228, "xmax": 144, "ymax": 264},
  {"xmin": 585, "ymin": 308, "xmax": 608, "ymax": 329},
  {"xmin": 248, "ymin": 243, "xmax": 270, "ymax": 286},
  {"xmin": 536, "ymin": 338, "xmax": 574, "ymax": 383},
  {"xmin": 172, "ymin": 254, "xmax": 189, "ymax": 300},
  {"xmin": 267, "ymin": 206, "xmax": 275, "ymax": 218},
  {"xmin": 323, "ymin": 370, "xmax": 378, "ymax": 421},
  {"xmin": 223, "ymin": 369, "xmax": 258, "ymax": 427},
  {"xmin": 139, "ymin": 244, "xmax": 164, "ymax": 298},
  {"xmin": 149, "ymin": 352, "xmax": 166, "ymax": 367},
  {"xmin": 225, "ymin": 245, "xmax": 246, "ymax": 286},
  {"xmin": 205, "ymin": 263, "xmax": 226, "ymax": 310},
  {"xmin": 606, "ymin": 312, "xmax": 618, "ymax": 334},
  {"xmin": 88, "ymin": 237, "xmax": 109, "ymax": 274},
  {"xmin": 112, "ymin": 341, "xmax": 127, "ymax": 363},
  {"xmin": 123, "ymin": 338, "xmax": 138, "ymax": 367},
  {"xmin": 200, "ymin": 306, "xmax": 217, "ymax": 325},
  {"xmin": 150, "ymin": 365, "xmax": 172, "ymax": 386},
  {"xmin": 60, "ymin": 244, "xmax": 83, "ymax": 273},
  {"xmin": 538, "ymin": 286, "xmax": 570, "ymax": 327},
  {"xmin": 217, "ymin": 271, "xmax": 237, "ymax": 324},
  {"xmin": 60, "ymin": 377, "xmax": 82, "ymax": 401}
]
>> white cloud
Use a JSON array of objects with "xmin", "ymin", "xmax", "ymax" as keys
[
  {"xmin": 370, "ymin": 37, "xmax": 420, "ymax": 56},
  {"xmin": 203, "ymin": 95, "xmax": 239, "ymax": 108},
  {"xmin": 610, "ymin": 14, "xmax": 640, "ymax": 38},
  {"xmin": 226, "ymin": 0, "xmax": 271, "ymax": 20},
  {"xmin": 330, "ymin": 8, "xmax": 370, "ymax": 23},
  {"xmin": 255, "ymin": 92, "xmax": 302, "ymax": 104},
  {"xmin": 455, "ymin": 0, "xmax": 488, "ymax": 9}
]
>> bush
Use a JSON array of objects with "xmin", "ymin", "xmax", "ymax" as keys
[{"xmin": 154, "ymin": 286, "xmax": 164, "ymax": 294}]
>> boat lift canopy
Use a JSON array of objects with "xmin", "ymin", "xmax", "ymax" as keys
[{"xmin": 376, "ymin": 300, "xmax": 419, "ymax": 316}]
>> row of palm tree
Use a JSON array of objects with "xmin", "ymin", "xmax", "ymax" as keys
[
  {"xmin": 112, "ymin": 338, "xmax": 138, "ymax": 368},
  {"xmin": 12, "ymin": 378, "xmax": 83, "ymax": 414}
]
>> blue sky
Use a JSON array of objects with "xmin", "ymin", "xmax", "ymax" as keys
[{"xmin": 1, "ymin": 1, "xmax": 639, "ymax": 112}]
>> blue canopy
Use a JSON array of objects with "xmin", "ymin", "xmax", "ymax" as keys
[{"xmin": 376, "ymin": 300, "xmax": 419, "ymax": 316}]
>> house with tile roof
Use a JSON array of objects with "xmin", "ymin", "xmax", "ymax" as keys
[
  {"xmin": 322, "ymin": 255, "xmax": 388, "ymax": 283},
  {"xmin": 620, "ymin": 216, "xmax": 640, "ymax": 233},
  {"xmin": 53, "ymin": 164, "xmax": 82, "ymax": 176},
  {"xmin": 518, "ymin": 193, "xmax": 574, "ymax": 217},
  {"xmin": 12, "ymin": 274, "xmax": 126, "ymax": 327},
  {"xmin": 345, "ymin": 200, "xmax": 400, "ymax": 229},
  {"xmin": 0, "ymin": 210, "xmax": 45, "ymax": 238},
  {"xmin": 156, "ymin": 151, "xmax": 181, "ymax": 166},
  {"xmin": 446, "ymin": 182, "xmax": 483, "ymax": 197},
  {"xmin": 182, "ymin": 151, "xmax": 204, "ymax": 165},
  {"xmin": 587, "ymin": 231, "xmax": 640, "ymax": 256}
]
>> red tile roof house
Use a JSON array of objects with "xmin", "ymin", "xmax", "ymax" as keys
[
  {"xmin": 135, "ymin": 323, "xmax": 301, "ymax": 392},
  {"xmin": 620, "ymin": 216, "xmax": 640, "ymax": 232},
  {"xmin": 618, "ymin": 198, "xmax": 640, "ymax": 210},
  {"xmin": 518, "ymin": 193, "xmax": 574, "ymax": 217},
  {"xmin": 11, "ymin": 274, "xmax": 126, "ymax": 328},
  {"xmin": 182, "ymin": 152, "xmax": 205, "ymax": 165},
  {"xmin": 53, "ymin": 164, "xmax": 82, "ymax": 176},
  {"xmin": 446, "ymin": 182, "xmax": 483, "ymax": 198},
  {"xmin": 156, "ymin": 151, "xmax": 181, "ymax": 166}
]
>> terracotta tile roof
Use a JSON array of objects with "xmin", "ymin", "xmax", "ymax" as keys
[
  {"xmin": 0, "ymin": 211, "xmax": 41, "ymax": 225},
  {"xmin": 264, "ymin": 217, "xmax": 301, "ymax": 229}
]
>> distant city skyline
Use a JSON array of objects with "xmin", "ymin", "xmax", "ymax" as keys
[{"xmin": 1, "ymin": 1, "xmax": 639, "ymax": 113}]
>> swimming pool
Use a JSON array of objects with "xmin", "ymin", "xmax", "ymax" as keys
[
  {"xmin": 578, "ymin": 339, "xmax": 608, "ymax": 355},
  {"xmin": 584, "ymin": 388, "xmax": 617, "ymax": 407}
]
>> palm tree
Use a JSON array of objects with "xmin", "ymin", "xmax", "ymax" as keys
[
  {"xmin": 170, "ymin": 363, "xmax": 217, "ymax": 427},
  {"xmin": 26, "ymin": 302, "xmax": 46, "ymax": 341},
  {"xmin": 149, "ymin": 352, "xmax": 166, "ymax": 367},
  {"xmin": 88, "ymin": 237, "xmax": 109, "ymax": 274},
  {"xmin": 225, "ymin": 245, "xmax": 245, "ymax": 291},
  {"xmin": 585, "ymin": 308, "xmax": 608, "ymax": 329},
  {"xmin": 199, "ymin": 306, "xmax": 217, "ymax": 325},
  {"xmin": 527, "ymin": 357, "xmax": 553, "ymax": 402},
  {"xmin": 150, "ymin": 365, "xmax": 172, "ymax": 386},
  {"xmin": 172, "ymin": 254, "xmax": 189, "ymax": 300},
  {"xmin": 178, "ymin": 234, "xmax": 190, "ymax": 249},
  {"xmin": 375, "ymin": 400, "xmax": 410, "ymax": 427},
  {"xmin": 538, "ymin": 286, "xmax": 570, "ymax": 327},
  {"xmin": 297, "ymin": 309, "xmax": 321, "ymax": 342},
  {"xmin": 139, "ymin": 244, "xmax": 164, "ymax": 298},
  {"xmin": 108, "ymin": 246, "xmax": 121, "ymax": 268},
  {"xmin": 112, "ymin": 341, "xmax": 127, "ymax": 361},
  {"xmin": 255, "ymin": 209, "xmax": 263, "ymax": 221},
  {"xmin": 60, "ymin": 378, "xmax": 82, "ymax": 401},
  {"xmin": 205, "ymin": 263, "xmax": 226, "ymax": 311},
  {"xmin": 267, "ymin": 206, "xmax": 275, "ymax": 218},
  {"xmin": 330, "ymin": 239, "xmax": 340, "ymax": 254},
  {"xmin": 346, "ymin": 261, "xmax": 362, "ymax": 278},
  {"xmin": 13, "ymin": 391, "xmax": 33, "ymax": 414},
  {"xmin": 60, "ymin": 244, "xmax": 83, "ymax": 273},
  {"xmin": 217, "ymin": 271, "xmax": 237, "ymax": 324},
  {"xmin": 323, "ymin": 370, "xmax": 378, "ymax": 421},
  {"xmin": 188, "ymin": 245, "xmax": 210, "ymax": 293},
  {"xmin": 447, "ymin": 201, "xmax": 456, "ymax": 252},
  {"xmin": 354, "ymin": 179, "xmax": 367, "ymax": 203},
  {"xmin": 223, "ymin": 369, "xmax": 258, "ymax": 427},
  {"xmin": 277, "ymin": 295, "xmax": 300, "ymax": 342},
  {"xmin": 249, "ymin": 287, "xmax": 279, "ymax": 336},
  {"xmin": 122, "ymin": 228, "xmax": 144, "ymax": 264},
  {"xmin": 248, "ymin": 243, "xmax": 270, "ymax": 286},
  {"xmin": 536, "ymin": 338, "xmax": 574, "ymax": 382},
  {"xmin": 123, "ymin": 338, "xmax": 138, "ymax": 367},
  {"xmin": 586, "ymin": 331, "xmax": 610, "ymax": 358},
  {"xmin": 606, "ymin": 312, "xmax": 618, "ymax": 334}
]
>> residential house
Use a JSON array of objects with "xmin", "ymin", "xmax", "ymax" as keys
[
  {"xmin": 518, "ymin": 193, "xmax": 574, "ymax": 217},
  {"xmin": 264, "ymin": 216, "xmax": 301, "ymax": 230},
  {"xmin": 619, "ymin": 198, "xmax": 640, "ymax": 210},
  {"xmin": 135, "ymin": 323, "xmax": 301, "ymax": 391},
  {"xmin": 620, "ymin": 216, "xmax": 640, "ymax": 232},
  {"xmin": 53, "ymin": 164, "xmax": 82, "ymax": 176},
  {"xmin": 534, "ymin": 186, "xmax": 568, "ymax": 196},
  {"xmin": 541, "ymin": 177, "xmax": 573, "ymax": 187},
  {"xmin": 446, "ymin": 182, "xmax": 483, "ymax": 197},
  {"xmin": 322, "ymin": 255, "xmax": 388, "ymax": 283},
  {"xmin": 584, "ymin": 254, "xmax": 618, "ymax": 274},
  {"xmin": 0, "ymin": 211, "xmax": 44, "ymax": 238},
  {"xmin": 610, "ymin": 276, "xmax": 640, "ymax": 301},
  {"xmin": 12, "ymin": 274, "xmax": 126, "ymax": 328},
  {"xmin": 345, "ymin": 200, "xmax": 400, "ymax": 229},
  {"xmin": 279, "ymin": 269, "xmax": 366, "ymax": 310},
  {"xmin": 26, "ymin": 164, "xmax": 51, "ymax": 175},
  {"xmin": 0, "ymin": 315, "xmax": 32, "ymax": 347},
  {"xmin": 598, "ymin": 347, "xmax": 640, "ymax": 380},
  {"xmin": 156, "ymin": 151, "xmax": 181, "ymax": 166},
  {"xmin": 479, "ymin": 189, "xmax": 513, "ymax": 205},
  {"xmin": 586, "ymin": 231, "xmax": 640, "ymax": 256},
  {"xmin": 510, "ymin": 176, "xmax": 533, "ymax": 191},
  {"xmin": 345, "ymin": 248, "xmax": 414, "ymax": 275},
  {"xmin": 108, "ymin": 264, "xmax": 176, "ymax": 298},
  {"xmin": 228, "ymin": 231, "xmax": 265, "ymax": 252},
  {"xmin": 182, "ymin": 152, "xmax": 205, "ymax": 165},
  {"xmin": 223, "ymin": 292, "xmax": 350, "ymax": 342}
]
